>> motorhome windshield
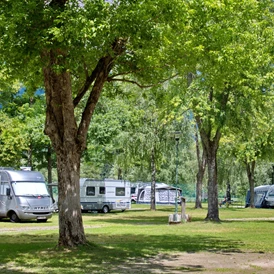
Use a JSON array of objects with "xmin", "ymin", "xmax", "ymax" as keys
[{"xmin": 11, "ymin": 182, "xmax": 50, "ymax": 196}]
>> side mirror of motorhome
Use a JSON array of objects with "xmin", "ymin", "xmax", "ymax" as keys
[{"xmin": 6, "ymin": 188, "xmax": 11, "ymax": 197}]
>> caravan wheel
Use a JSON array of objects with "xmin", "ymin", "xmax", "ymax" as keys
[
  {"xmin": 102, "ymin": 205, "xmax": 109, "ymax": 214},
  {"xmin": 10, "ymin": 211, "xmax": 20, "ymax": 223}
]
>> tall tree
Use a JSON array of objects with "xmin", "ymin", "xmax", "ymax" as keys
[
  {"xmin": 222, "ymin": 94, "xmax": 274, "ymax": 207},
  {"xmin": 0, "ymin": 0, "xmax": 185, "ymax": 246},
  {"xmin": 170, "ymin": 0, "xmax": 274, "ymax": 221}
]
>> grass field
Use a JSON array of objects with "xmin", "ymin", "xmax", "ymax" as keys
[{"xmin": 0, "ymin": 203, "xmax": 273, "ymax": 273}]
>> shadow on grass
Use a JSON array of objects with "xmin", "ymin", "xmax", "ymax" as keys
[
  {"xmin": 0, "ymin": 231, "xmax": 242, "ymax": 274},
  {"xmin": 83, "ymin": 210, "xmax": 209, "ymax": 225}
]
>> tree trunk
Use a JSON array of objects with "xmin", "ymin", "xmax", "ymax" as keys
[
  {"xmin": 194, "ymin": 87, "xmax": 229, "ymax": 221},
  {"xmin": 150, "ymin": 147, "xmax": 156, "ymax": 211},
  {"xmin": 57, "ymin": 149, "xmax": 85, "ymax": 247},
  {"xmin": 42, "ymin": 37, "xmax": 125, "ymax": 247},
  {"xmin": 246, "ymin": 161, "xmax": 256, "ymax": 208},
  {"xmin": 40, "ymin": 0, "xmax": 127, "ymax": 247},
  {"xmin": 198, "ymin": 125, "xmax": 221, "ymax": 222},
  {"xmin": 195, "ymin": 166, "xmax": 205, "ymax": 208},
  {"xmin": 205, "ymin": 144, "xmax": 220, "ymax": 221},
  {"xmin": 195, "ymin": 130, "xmax": 206, "ymax": 209},
  {"xmin": 43, "ymin": 52, "xmax": 87, "ymax": 247}
]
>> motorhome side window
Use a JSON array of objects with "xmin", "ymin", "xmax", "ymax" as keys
[
  {"xmin": 86, "ymin": 186, "xmax": 95, "ymax": 196},
  {"xmin": 116, "ymin": 187, "xmax": 125, "ymax": 196},
  {"xmin": 0, "ymin": 177, "xmax": 9, "ymax": 196},
  {"xmin": 99, "ymin": 187, "xmax": 105, "ymax": 194}
]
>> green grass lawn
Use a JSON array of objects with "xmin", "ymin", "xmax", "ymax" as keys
[{"xmin": 0, "ymin": 203, "xmax": 273, "ymax": 273}]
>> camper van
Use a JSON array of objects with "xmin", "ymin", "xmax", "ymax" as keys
[
  {"xmin": 0, "ymin": 168, "xmax": 53, "ymax": 222},
  {"xmin": 80, "ymin": 178, "xmax": 131, "ymax": 213},
  {"xmin": 245, "ymin": 185, "xmax": 274, "ymax": 208},
  {"xmin": 264, "ymin": 185, "xmax": 274, "ymax": 207}
]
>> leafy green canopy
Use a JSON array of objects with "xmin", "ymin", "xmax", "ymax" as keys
[{"xmin": 0, "ymin": 0, "xmax": 188, "ymax": 92}]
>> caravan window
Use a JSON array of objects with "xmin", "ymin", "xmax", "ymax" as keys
[
  {"xmin": 131, "ymin": 187, "xmax": 136, "ymax": 194},
  {"xmin": 116, "ymin": 187, "xmax": 125, "ymax": 196},
  {"xmin": 0, "ymin": 172, "xmax": 8, "ymax": 195},
  {"xmin": 86, "ymin": 186, "xmax": 95, "ymax": 196},
  {"xmin": 0, "ymin": 182, "xmax": 9, "ymax": 195},
  {"xmin": 99, "ymin": 187, "xmax": 105, "ymax": 194}
]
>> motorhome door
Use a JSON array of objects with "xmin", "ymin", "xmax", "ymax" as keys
[{"xmin": 0, "ymin": 177, "xmax": 11, "ymax": 217}]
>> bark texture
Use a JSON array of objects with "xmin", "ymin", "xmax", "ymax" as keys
[
  {"xmin": 196, "ymin": 122, "xmax": 221, "ymax": 221},
  {"xmin": 43, "ymin": 49, "xmax": 86, "ymax": 246},
  {"xmin": 195, "ymin": 131, "xmax": 207, "ymax": 209},
  {"xmin": 246, "ymin": 161, "xmax": 256, "ymax": 208},
  {"xmin": 204, "ymin": 137, "xmax": 220, "ymax": 221},
  {"xmin": 150, "ymin": 147, "xmax": 156, "ymax": 211}
]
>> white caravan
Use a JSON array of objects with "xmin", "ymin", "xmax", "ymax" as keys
[
  {"xmin": 80, "ymin": 178, "xmax": 131, "ymax": 213},
  {"xmin": 137, "ymin": 183, "xmax": 182, "ymax": 204},
  {"xmin": 245, "ymin": 184, "xmax": 274, "ymax": 208},
  {"xmin": 0, "ymin": 168, "xmax": 53, "ymax": 222}
]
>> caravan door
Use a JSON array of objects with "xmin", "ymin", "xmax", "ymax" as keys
[{"xmin": 0, "ymin": 176, "xmax": 12, "ymax": 217}]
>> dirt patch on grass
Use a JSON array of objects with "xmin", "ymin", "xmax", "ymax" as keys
[{"xmin": 114, "ymin": 251, "xmax": 274, "ymax": 274}]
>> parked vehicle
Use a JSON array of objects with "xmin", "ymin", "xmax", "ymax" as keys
[
  {"xmin": 80, "ymin": 178, "xmax": 131, "ymax": 213},
  {"xmin": 0, "ymin": 168, "xmax": 53, "ymax": 222},
  {"xmin": 264, "ymin": 185, "xmax": 274, "ymax": 208},
  {"xmin": 245, "ymin": 185, "xmax": 274, "ymax": 208}
]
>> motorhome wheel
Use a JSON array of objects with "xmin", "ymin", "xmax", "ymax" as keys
[
  {"xmin": 102, "ymin": 205, "xmax": 109, "ymax": 214},
  {"xmin": 10, "ymin": 212, "xmax": 20, "ymax": 223}
]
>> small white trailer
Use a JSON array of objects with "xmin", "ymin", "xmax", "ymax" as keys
[{"xmin": 80, "ymin": 178, "xmax": 131, "ymax": 213}]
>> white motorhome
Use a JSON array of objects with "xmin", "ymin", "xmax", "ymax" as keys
[
  {"xmin": 0, "ymin": 168, "xmax": 53, "ymax": 222},
  {"xmin": 80, "ymin": 178, "xmax": 131, "ymax": 213}
]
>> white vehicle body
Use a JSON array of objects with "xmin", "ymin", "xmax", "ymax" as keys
[
  {"xmin": 0, "ymin": 168, "xmax": 53, "ymax": 222},
  {"xmin": 264, "ymin": 185, "xmax": 274, "ymax": 207},
  {"xmin": 246, "ymin": 184, "xmax": 274, "ymax": 208},
  {"xmin": 137, "ymin": 183, "xmax": 182, "ymax": 204},
  {"xmin": 80, "ymin": 178, "xmax": 131, "ymax": 213}
]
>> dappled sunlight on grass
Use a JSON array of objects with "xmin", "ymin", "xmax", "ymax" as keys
[
  {"xmin": 0, "ymin": 204, "xmax": 273, "ymax": 273},
  {"xmin": 0, "ymin": 232, "xmax": 242, "ymax": 274}
]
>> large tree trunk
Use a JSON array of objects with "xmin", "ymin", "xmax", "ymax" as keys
[
  {"xmin": 43, "ymin": 51, "xmax": 87, "ymax": 247},
  {"xmin": 41, "ymin": 1, "xmax": 127, "ymax": 247},
  {"xmin": 246, "ymin": 161, "xmax": 256, "ymax": 208},
  {"xmin": 56, "ymin": 149, "xmax": 85, "ymax": 246},
  {"xmin": 42, "ymin": 38, "xmax": 125, "ymax": 247}
]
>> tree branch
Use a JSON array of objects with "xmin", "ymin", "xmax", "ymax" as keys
[
  {"xmin": 107, "ymin": 73, "xmax": 179, "ymax": 89},
  {"xmin": 73, "ymin": 38, "xmax": 127, "ymax": 108}
]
